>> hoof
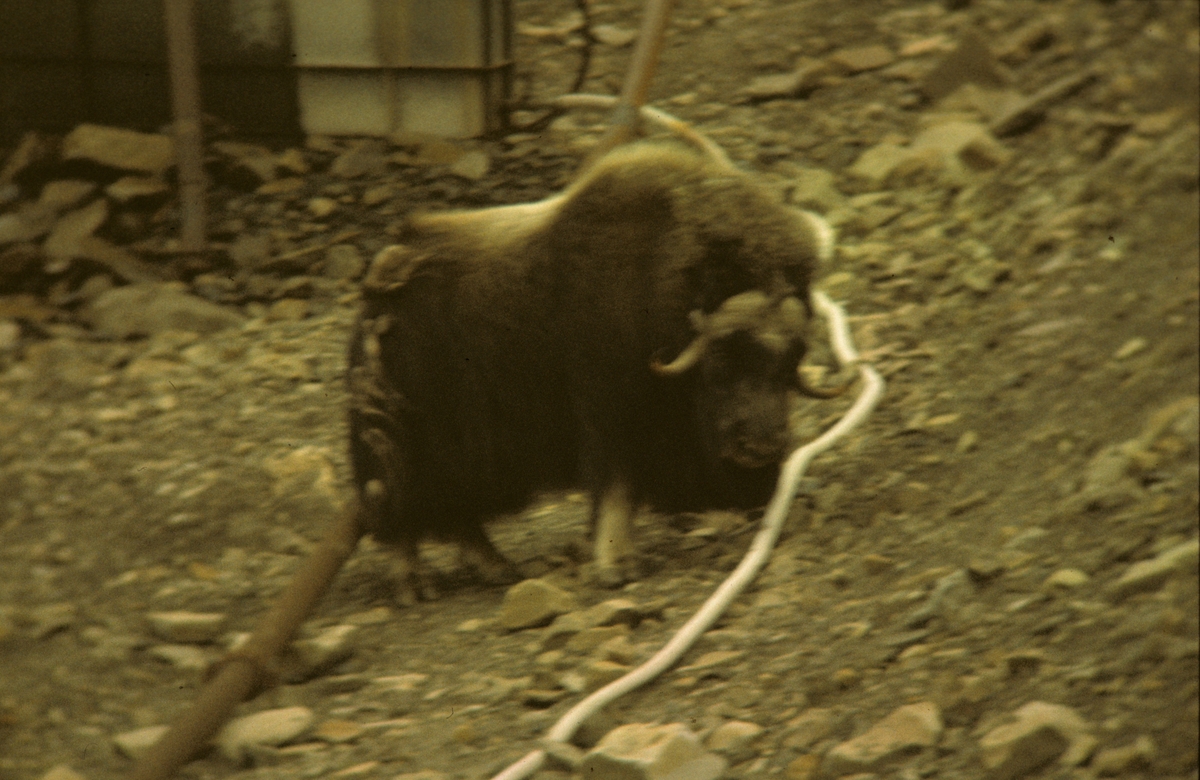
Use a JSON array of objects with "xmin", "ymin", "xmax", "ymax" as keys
[{"xmin": 585, "ymin": 558, "xmax": 641, "ymax": 589}]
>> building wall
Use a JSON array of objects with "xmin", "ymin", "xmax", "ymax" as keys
[{"xmin": 0, "ymin": 0, "xmax": 300, "ymax": 142}]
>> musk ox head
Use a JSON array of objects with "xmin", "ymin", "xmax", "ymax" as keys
[{"xmin": 652, "ymin": 290, "xmax": 848, "ymax": 469}]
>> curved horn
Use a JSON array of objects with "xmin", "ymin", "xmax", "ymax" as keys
[
  {"xmin": 795, "ymin": 364, "xmax": 857, "ymax": 398},
  {"xmin": 651, "ymin": 308, "xmax": 712, "ymax": 376},
  {"xmin": 651, "ymin": 333, "xmax": 709, "ymax": 376}
]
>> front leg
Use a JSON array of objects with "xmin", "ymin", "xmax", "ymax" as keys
[{"xmin": 591, "ymin": 479, "xmax": 637, "ymax": 587}]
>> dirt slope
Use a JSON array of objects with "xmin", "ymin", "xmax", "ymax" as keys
[{"xmin": 0, "ymin": 1, "xmax": 1196, "ymax": 779}]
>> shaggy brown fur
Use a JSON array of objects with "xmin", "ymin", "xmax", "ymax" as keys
[{"xmin": 347, "ymin": 142, "xmax": 832, "ymax": 593}]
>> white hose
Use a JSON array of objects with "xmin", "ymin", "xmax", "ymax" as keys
[
  {"xmin": 490, "ymin": 290, "xmax": 884, "ymax": 779},
  {"xmin": 551, "ymin": 93, "xmax": 737, "ymax": 171}
]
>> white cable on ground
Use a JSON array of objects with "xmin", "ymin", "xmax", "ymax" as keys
[
  {"xmin": 551, "ymin": 93, "xmax": 737, "ymax": 170},
  {"xmin": 490, "ymin": 290, "xmax": 884, "ymax": 780}
]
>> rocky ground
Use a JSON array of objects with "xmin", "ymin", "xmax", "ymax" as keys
[{"xmin": 0, "ymin": 0, "xmax": 1197, "ymax": 779}]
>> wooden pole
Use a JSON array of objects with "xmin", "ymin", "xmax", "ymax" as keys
[
  {"xmin": 163, "ymin": 0, "xmax": 206, "ymax": 252},
  {"xmin": 581, "ymin": 0, "xmax": 677, "ymax": 169},
  {"xmin": 131, "ymin": 501, "xmax": 363, "ymax": 780}
]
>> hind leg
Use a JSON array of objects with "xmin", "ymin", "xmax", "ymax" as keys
[
  {"xmin": 455, "ymin": 523, "xmax": 521, "ymax": 586},
  {"xmin": 384, "ymin": 536, "xmax": 440, "ymax": 605},
  {"xmin": 361, "ymin": 477, "xmax": 437, "ymax": 605},
  {"xmin": 591, "ymin": 479, "xmax": 638, "ymax": 587}
]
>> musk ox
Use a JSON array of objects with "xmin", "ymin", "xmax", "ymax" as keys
[{"xmin": 348, "ymin": 141, "xmax": 838, "ymax": 596}]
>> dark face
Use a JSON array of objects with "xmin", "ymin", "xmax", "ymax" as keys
[{"xmin": 695, "ymin": 329, "xmax": 806, "ymax": 469}]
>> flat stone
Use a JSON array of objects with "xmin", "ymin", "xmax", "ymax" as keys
[
  {"xmin": 1091, "ymin": 735, "xmax": 1155, "ymax": 776},
  {"xmin": 361, "ymin": 184, "xmax": 394, "ymax": 206},
  {"xmin": 581, "ymin": 723, "xmax": 726, "ymax": 780},
  {"xmin": 990, "ymin": 69, "xmax": 1098, "ymax": 137},
  {"xmin": 829, "ymin": 45, "xmax": 895, "ymax": 73},
  {"xmin": 0, "ymin": 320, "xmax": 20, "ymax": 350},
  {"xmin": 106, "ymin": 176, "xmax": 169, "ymax": 203},
  {"xmin": 1, "ymin": 132, "xmax": 51, "ymax": 185},
  {"xmin": 706, "ymin": 720, "xmax": 764, "ymax": 755},
  {"xmin": 147, "ymin": 643, "xmax": 212, "ymax": 670},
  {"xmin": 910, "ymin": 121, "xmax": 1010, "ymax": 171},
  {"xmin": 592, "ymin": 24, "xmax": 637, "ymax": 47},
  {"xmin": 39, "ymin": 180, "xmax": 97, "ymax": 211},
  {"xmin": 938, "ymin": 83, "xmax": 1026, "ymax": 122},
  {"xmin": 40, "ymin": 766, "xmax": 87, "ymax": 780},
  {"xmin": 785, "ymin": 165, "xmax": 845, "ymax": 212},
  {"xmin": 0, "ymin": 203, "xmax": 56, "ymax": 244},
  {"xmin": 677, "ymin": 649, "xmax": 745, "ymax": 674},
  {"xmin": 215, "ymin": 706, "xmax": 315, "ymax": 762},
  {"xmin": 848, "ymin": 142, "xmax": 910, "ymax": 185},
  {"xmin": 307, "ymin": 196, "xmax": 338, "ymax": 218},
  {"xmin": 582, "ymin": 659, "xmax": 631, "ymax": 691},
  {"xmin": 323, "ymin": 243, "xmax": 364, "ymax": 280},
  {"xmin": 291, "ymin": 623, "xmax": 357, "ymax": 677},
  {"xmin": 978, "ymin": 701, "xmax": 1096, "ymax": 780},
  {"xmin": 29, "ymin": 602, "xmax": 78, "ymax": 639},
  {"xmin": 449, "ymin": 150, "xmax": 490, "ymax": 180},
  {"xmin": 43, "ymin": 199, "xmax": 109, "ymax": 260},
  {"xmin": 113, "ymin": 725, "xmax": 169, "ymax": 759},
  {"xmin": 313, "ymin": 718, "xmax": 364, "ymax": 743},
  {"xmin": 229, "ymin": 232, "xmax": 272, "ymax": 269},
  {"xmin": 565, "ymin": 625, "xmax": 629, "ymax": 653},
  {"xmin": 62, "ymin": 124, "xmax": 174, "ymax": 174},
  {"xmin": 409, "ymin": 139, "xmax": 463, "ymax": 166},
  {"xmin": 267, "ymin": 298, "xmax": 310, "ymax": 322},
  {"xmin": 583, "ymin": 598, "xmax": 642, "ymax": 628},
  {"xmin": 741, "ymin": 60, "xmax": 831, "ymax": 100},
  {"xmin": 1044, "ymin": 568, "xmax": 1090, "ymax": 589},
  {"xmin": 83, "ymin": 283, "xmax": 244, "ymax": 338},
  {"xmin": 330, "ymin": 139, "xmax": 389, "ymax": 178},
  {"xmin": 256, "ymin": 177, "xmax": 306, "ymax": 196},
  {"xmin": 498, "ymin": 579, "xmax": 580, "ymax": 630},
  {"xmin": 919, "ymin": 29, "xmax": 1009, "ymax": 101},
  {"xmin": 146, "ymin": 610, "xmax": 228, "ymax": 643},
  {"xmin": 211, "ymin": 140, "xmax": 278, "ymax": 184},
  {"xmin": 1108, "ymin": 538, "xmax": 1199, "ymax": 600},
  {"xmin": 276, "ymin": 147, "xmax": 309, "ymax": 174},
  {"xmin": 822, "ymin": 702, "xmax": 943, "ymax": 776}
]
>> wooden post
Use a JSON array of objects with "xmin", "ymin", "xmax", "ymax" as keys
[{"xmin": 163, "ymin": 0, "xmax": 206, "ymax": 252}]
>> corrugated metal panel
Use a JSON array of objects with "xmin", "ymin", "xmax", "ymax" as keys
[
  {"xmin": 0, "ymin": 0, "xmax": 512, "ymax": 142},
  {"xmin": 0, "ymin": 0, "xmax": 299, "ymax": 141},
  {"xmin": 289, "ymin": 0, "xmax": 512, "ymax": 138}
]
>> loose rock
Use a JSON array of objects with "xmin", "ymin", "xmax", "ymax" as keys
[
  {"xmin": 498, "ymin": 579, "xmax": 580, "ymax": 630},
  {"xmin": 113, "ymin": 725, "xmax": 170, "ymax": 759},
  {"xmin": 38, "ymin": 180, "xmax": 97, "ymax": 210},
  {"xmin": 212, "ymin": 141, "xmax": 278, "ymax": 186},
  {"xmin": 580, "ymin": 722, "xmax": 726, "ymax": 780},
  {"xmin": 40, "ymin": 766, "xmax": 87, "ymax": 780},
  {"xmin": 978, "ymin": 701, "xmax": 1095, "ymax": 780},
  {"xmin": 822, "ymin": 702, "xmax": 943, "ymax": 776},
  {"xmin": 145, "ymin": 610, "xmax": 228, "ymax": 643},
  {"xmin": 43, "ymin": 199, "xmax": 109, "ymax": 260},
  {"xmin": 82, "ymin": 283, "xmax": 244, "ymax": 338},
  {"xmin": 215, "ymin": 706, "xmax": 315, "ymax": 762},
  {"xmin": 828, "ymin": 45, "xmax": 895, "ymax": 73},
  {"xmin": 290, "ymin": 623, "xmax": 357, "ymax": 679},
  {"xmin": 61, "ymin": 124, "xmax": 174, "ymax": 174},
  {"xmin": 918, "ymin": 30, "xmax": 1010, "ymax": 101},
  {"xmin": 1108, "ymin": 537, "xmax": 1199, "ymax": 601},
  {"xmin": 330, "ymin": 140, "xmax": 389, "ymax": 178},
  {"xmin": 1091, "ymin": 735, "xmax": 1155, "ymax": 776},
  {"xmin": 105, "ymin": 176, "xmax": 170, "ymax": 203},
  {"xmin": 449, "ymin": 150, "xmax": 490, "ymax": 180}
]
